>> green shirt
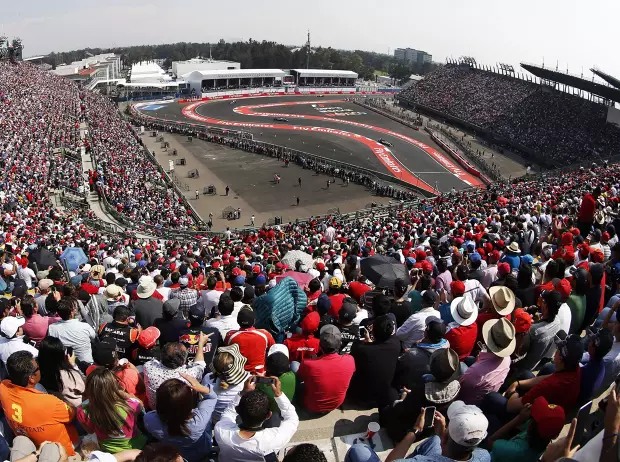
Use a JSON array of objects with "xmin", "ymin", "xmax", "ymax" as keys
[
  {"xmin": 491, "ymin": 428, "xmax": 542, "ymax": 462},
  {"xmin": 567, "ymin": 294, "xmax": 586, "ymax": 334},
  {"xmin": 257, "ymin": 371, "xmax": 296, "ymax": 413}
]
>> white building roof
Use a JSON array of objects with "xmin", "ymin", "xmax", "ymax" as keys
[
  {"xmin": 184, "ymin": 69, "xmax": 286, "ymax": 80},
  {"xmin": 292, "ymin": 69, "xmax": 358, "ymax": 79}
]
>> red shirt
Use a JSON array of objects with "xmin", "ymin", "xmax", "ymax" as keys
[
  {"xmin": 348, "ymin": 282, "xmax": 372, "ymax": 303},
  {"xmin": 284, "ymin": 334, "xmax": 320, "ymax": 362},
  {"xmin": 444, "ymin": 323, "xmax": 478, "ymax": 360},
  {"xmin": 579, "ymin": 194, "xmax": 596, "ymax": 222},
  {"xmin": 225, "ymin": 327, "xmax": 275, "ymax": 373},
  {"xmin": 522, "ymin": 369, "xmax": 581, "ymax": 409},
  {"xmin": 297, "ymin": 353, "xmax": 356, "ymax": 413},
  {"xmin": 328, "ymin": 294, "xmax": 346, "ymax": 317}
]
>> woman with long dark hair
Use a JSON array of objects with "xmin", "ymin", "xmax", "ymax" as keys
[
  {"xmin": 144, "ymin": 376, "xmax": 216, "ymax": 462},
  {"xmin": 76, "ymin": 367, "xmax": 146, "ymax": 453},
  {"xmin": 38, "ymin": 336, "xmax": 85, "ymax": 407}
]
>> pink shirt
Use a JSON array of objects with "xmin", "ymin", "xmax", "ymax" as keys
[
  {"xmin": 458, "ymin": 351, "xmax": 511, "ymax": 405},
  {"xmin": 23, "ymin": 314, "xmax": 59, "ymax": 347}
]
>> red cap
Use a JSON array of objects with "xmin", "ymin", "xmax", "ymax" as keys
[
  {"xmin": 450, "ymin": 280, "xmax": 465, "ymax": 297},
  {"xmin": 275, "ymin": 262, "xmax": 284, "ymax": 270},
  {"xmin": 497, "ymin": 240, "xmax": 504, "ymax": 248},
  {"xmin": 554, "ymin": 279, "xmax": 571, "ymax": 301},
  {"xmin": 315, "ymin": 262, "xmax": 325, "ymax": 271},
  {"xmin": 489, "ymin": 250, "xmax": 501, "ymax": 263},
  {"xmin": 561, "ymin": 232, "xmax": 574, "ymax": 246},
  {"xmin": 138, "ymin": 327, "xmax": 160, "ymax": 349},
  {"xmin": 531, "ymin": 396, "xmax": 565, "ymax": 440},
  {"xmin": 300, "ymin": 311, "xmax": 320, "ymax": 333},
  {"xmin": 421, "ymin": 261, "xmax": 433, "ymax": 273},
  {"xmin": 563, "ymin": 250, "xmax": 575, "ymax": 264},
  {"xmin": 497, "ymin": 262, "xmax": 511, "ymax": 277},
  {"xmin": 591, "ymin": 248, "xmax": 605, "ymax": 263},
  {"xmin": 212, "ymin": 261, "xmax": 220, "ymax": 269},
  {"xmin": 578, "ymin": 244, "xmax": 590, "ymax": 257},
  {"xmin": 512, "ymin": 308, "xmax": 532, "ymax": 333},
  {"xmin": 239, "ymin": 254, "xmax": 246, "ymax": 261},
  {"xmin": 252, "ymin": 265, "xmax": 261, "ymax": 274},
  {"xmin": 603, "ymin": 232, "xmax": 611, "ymax": 242},
  {"xmin": 231, "ymin": 267, "xmax": 242, "ymax": 277}
]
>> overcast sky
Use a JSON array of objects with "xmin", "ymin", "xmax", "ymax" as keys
[{"xmin": 3, "ymin": 0, "xmax": 619, "ymax": 78}]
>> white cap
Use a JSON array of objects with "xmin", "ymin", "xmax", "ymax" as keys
[
  {"xmin": 1, "ymin": 316, "xmax": 25, "ymax": 338},
  {"xmin": 447, "ymin": 401, "xmax": 488, "ymax": 447},
  {"xmin": 268, "ymin": 343, "xmax": 289, "ymax": 359}
]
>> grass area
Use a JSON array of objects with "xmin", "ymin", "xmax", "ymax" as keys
[{"xmin": 374, "ymin": 70, "xmax": 388, "ymax": 76}]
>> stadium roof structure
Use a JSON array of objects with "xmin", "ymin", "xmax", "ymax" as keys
[
  {"xmin": 183, "ymin": 69, "xmax": 286, "ymax": 80},
  {"xmin": 591, "ymin": 68, "xmax": 620, "ymax": 90},
  {"xmin": 291, "ymin": 69, "xmax": 358, "ymax": 79},
  {"xmin": 521, "ymin": 63, "xmax": 620, "ymax": 103}
]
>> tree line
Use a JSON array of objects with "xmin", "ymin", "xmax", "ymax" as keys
[{"xmin": 43, "ymin": 39, "xmax": 440, "ymax": 82}]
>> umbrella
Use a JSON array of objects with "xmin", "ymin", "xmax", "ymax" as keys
[
  {"xmin": 60, "ymin": 247, "xmax": 88, "ymax": 272},
  {"xmin": 360, "ymin": 255, "xmax": 408, "ymax": 289},
  {"xmin": 276, "ymin": 272, "xmax": 314, "ymax": 290},
  {"xmin": 28, "ymin": 248, "xmax": 58, "ymax": 269},
  {"xmin": 280, "ymin": 250, "xmax": 314, "ymax": 270}
]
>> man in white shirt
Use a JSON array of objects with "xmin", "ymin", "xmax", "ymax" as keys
[
  {"xmin": 215, "ymin": 376, "xmax": 299, "ymax": 461},
  {"xmin": 200, "ymin": 276, "xmax": 223, "ymax": 317},
  {"xmin": 48, "ymin": 299, "xmax": 96, "ymax": 365},
  {"xmin": 206, "ymin": 296, "xmax": 240, "ymax": 339},
  {"xmin": 0, "ymin": 317, "xmax": 38, "ymax": 366},
  {"xmin": 397, "ymin": 290, "xmax": 441, "ymax": 348},
  {"xmin": 154, "ymin": 274, "xmax": 170, "ymax": 301}
]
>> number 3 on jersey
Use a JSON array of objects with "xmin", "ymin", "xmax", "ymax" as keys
[{"xmin": 11, "ymin": 404, "xmax": 22, "ymax": 423}]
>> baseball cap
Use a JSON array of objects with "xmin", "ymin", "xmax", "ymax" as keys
[
  {"xmin": 93, "ymin": 337, "xmax": 117, "ymax": 367},
  {"xmin": 531, "ymin": 396, "xmax": 565, "ymax": 440},
  {"xmin": 339, "ymin": 302, "xmax": 357, "ymax": 324},
  {"xmin": 0, "ymin": 316, "xmax": 25, "ymax": 338},
  {"xmin": 268, "ymin": 343, "xmax": 289, "ymax": 359},
  {"xmin": 590, "ymin": 327, "xmax": 614, "ymax": 358},
  {"xmin": 425, "ymin": 316, "xmax": 447, "ymax": 343},
  {"xmin": 421, "ymin": 289, "xmax": 438, "ymax": 307},
  {"xmin": 179, "ymin": 277, "xmax": 189, "ymax": 287},
  {"xmin": 511, "ymin": 308, "xmax": 533, "ymax": 334},
  {"xmin": 319, "ymin": 324, "xmax": 342, "ymax": 352},
  {"xmin": 315, "ymin": 262, "xmax": 325, "ymax": 271},
  {"xmin": 138, "ymin": 327, "xmax": 160, "ymax": 349},
  {"xmin": 300, "ymin": 311, "xmax": 320, "ymax": 333},
  {"xmin": 497, "ymin": 262, "xmax": 511, "ymax": 277},
  {"xmin": 189, "ymin": 304, "xmax": 206, "ymax": 323},
  {"xmin": 329, "ymin": 277, "xmax": 342, "ymax": 289},
  {"xmin": 469, "ymin": 252, "xmax": 481, "ymax": 264},
  {"xmin": 554, "ymin": 332, "xmax": 584, "ymax": 366},
  {"xmin": 447, "ymin": 401, "xmax": 488, "ymax": 447},
  {"xmin": 38, "ymin": 279, "xmax": 54, "ymax": 290},
  {"xmin": 237, "ymin": 306, "xmax": 256, "ymax": 327},
  {"xmin": 450, "ymin": 280, "xmax": 466, "ymax": 297},
  {"xmin": 163, "ymin": 298, "xmax": 181, "ymax": 317}
]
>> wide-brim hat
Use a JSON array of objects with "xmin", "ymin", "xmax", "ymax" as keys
[
  {"xmin": 482, "ymin": 318, "xmax": 516, "ymax": 357},
  {"xmin": 488, "ymin": 286, "xmax": 516, "ymax": 316},
  {"xmin": 507, "ymin": 242, "xmax": 521, "ymax": 253},
  {"xmin": 449, "ymin": 295, "xmax": 478, "ymax": 326},
  {"xmin": 137, "ymin": 277, "xmax": 157, "ymax": 299}
]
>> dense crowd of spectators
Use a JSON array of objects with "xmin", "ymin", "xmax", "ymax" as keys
[
  {"xmin": 399, "ymin": 65, "xmax": 620, "ymax": 166},
  {"xmin": 2, "ymin": 60, "xmax": 620, "ymax": 462}
]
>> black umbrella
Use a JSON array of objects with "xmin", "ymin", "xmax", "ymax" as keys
[
  {"xmin": 28, "ymin": 248, "xmax": 58, "ymax": 269},
  {"xmin": 360, "ymin": 255, "xmax": 408, "ymax": 289}
]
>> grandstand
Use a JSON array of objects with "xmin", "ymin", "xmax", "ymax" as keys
[
  {"xmin": 2, "ymin": 55, "xmax": 620, "ymax": 462},
  {"xmin": 398, "ymin": 60, "xmax": 620, "ymax": 168}
]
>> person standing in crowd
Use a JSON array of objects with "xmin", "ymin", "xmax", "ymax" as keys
[
  {"xmin": 133, "ymin": 277, "xmax": 164, "ymax": 328},
  {"xmin": 170, "ymin": 277, "xmax": 199, "ymax": 317},
  {"xmin": 98, "ymin": 305, "xmax": 140, "ymax": 360},
  {"xmin": 47, "ymin": 298, "xmax": 96, "ymax": 367}
]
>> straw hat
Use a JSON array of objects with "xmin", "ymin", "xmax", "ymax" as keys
[
  {"xmin": 103, "ymin": 284, "xmax": 123, "ymax": 301},
  {"xmin": 136, "ymin": 276, "xmax": 157, "ymax": 299},
  {"xmin": 488, "ymin": 286, "xmax": 516, "ymax": 316},
  {"xmin": 482, "ymin": 318, "xmax": 516, "ymax": 357},
  {"xmin": 507, "ymin": 242, "xmax": 521, "ymax": 253}
]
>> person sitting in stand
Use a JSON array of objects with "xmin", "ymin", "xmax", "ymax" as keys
[
  {"xmin": 214, "ymin": 376, "xmax": 299, "ymax": 461},
  {"xmin": 178, "ymin": 304, "xmax": 221, "ymax": 365},
  {"xmin": 445, "ymin": 295, "xmax": 478, "ymax": 360},
  {"xmin": 489, "ymin": 396, "xmax": 565, "ymax": 462},
  {"xmin": 396, "ymin": 290, "xmax": 440, "ymax": 348},
  {"xmin": 284, "ymin": 311, "xmax": 321, "ymax": 363},
  {"xmin": 132, "ymin": 326, "xmax": 162, "ymax": 370},
  {"xmin": 98, "ymin": 305, "xmax": 140, "ymax": 360},
  {"xmin": 225, "ymin": 306, "xmax": 275, "ymax": 374},
  {"xmin": 155, "ymin": 299, "xmax": 189, "ymax": 346}
]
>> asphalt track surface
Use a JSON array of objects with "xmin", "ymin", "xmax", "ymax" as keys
[{"xmin": 142, "ymin": 95, "xmax": 477, "ymax": 192}]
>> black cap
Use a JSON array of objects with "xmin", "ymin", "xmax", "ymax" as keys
[
  {"xmin": 237, "ymin": 306, "xmax": 256, "ymax": 327},
  {"xmin": 425, "ymin": 316, "xmax": 446, "ymax": 343},
  {"xmin": 592, "ymin": 327, "xmax": 614, "ymax": 359},
  {"xmin": 554, "ymin": 332, "xmax": 584, "ymax": 368},
  {"xmin": 93, "ymin": 337, "xmax": 117, "ymax": 367},
  {"xmin": 339, "ymin": 302, "xmax": 357, "ymax": 323},
  {"xmin": 189, "ymin": 304, "xmax": 205, "ymax": 323},
  {"xmin": 421, "ymin": 290, "xmax": 438, "ymax": 307}
]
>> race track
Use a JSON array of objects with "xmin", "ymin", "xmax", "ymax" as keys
[{"xmin": 138, "ymin": 95, "xmax": 480, "ymax": 192}]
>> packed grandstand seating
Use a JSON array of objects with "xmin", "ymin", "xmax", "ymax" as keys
[
  {"xmin": 399, "ymin": 64, "xmax": 620, "ymax": 166},
  {"xmin": 1, "ymin": 60, "xmax": 620, "ymax": 461}
]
